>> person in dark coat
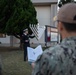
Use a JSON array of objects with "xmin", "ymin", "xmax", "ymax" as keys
[{"xmin": 22, "ymin": 28, "xmax": 35, "ymax": 61}]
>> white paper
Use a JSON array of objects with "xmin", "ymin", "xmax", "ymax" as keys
[
  {"xmin": 27, "ymin": 45, "xmax": 43, "ymax": 62},
  {"xmin": 51, "ymin": 33, "xmax": 58, "ymax": 41}
]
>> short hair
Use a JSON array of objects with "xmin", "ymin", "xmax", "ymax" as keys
[{"xmin": 62, "ymin": 22, "xmax": 76, "ymax": 32}]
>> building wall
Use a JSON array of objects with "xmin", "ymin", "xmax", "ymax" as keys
[
  {"xmin": 30, "ymin": 5, "xmax": 51, "ymax": 44},
  {"xmin": 32, "ymin": 0, "xmax": 58, "ymax": 3},
  {"xmin": 0, "ymin": 35, "xmax": 10, "ymax": 44},
  {"xmin": 35, "ymin": 6, "xmax": 51, "ymax": 26},
  {"xmin": 30, "ymin": 4, "xmax": 57, "ymax": 44},
  {"xmin": 12, "ymin": 36, "xmax": 20, "ymax": 44}
]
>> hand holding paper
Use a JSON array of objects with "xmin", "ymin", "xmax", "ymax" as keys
[{"xmin": 27, "ymin": 45, "xmax": 43, "ymax": 62}]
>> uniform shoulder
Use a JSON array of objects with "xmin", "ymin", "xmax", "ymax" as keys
[
  {"xmin": 36, "ymin": 44, "xmax": 63, "ymax": 70},
  {"xmin": 43, "ymin": 44, "xmax": 64, "ymax": 58},
  {"xmin": 36, "ymin": 44, "xmax": 65, "ymax": 65}
]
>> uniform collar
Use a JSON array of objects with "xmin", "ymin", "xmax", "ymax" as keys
[{"xmin": 61, "ymin": 36, "xmax": 76, "ymax": 45}]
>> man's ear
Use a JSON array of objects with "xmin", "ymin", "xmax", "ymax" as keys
[{"xmin": 57, "ymin": 22, "xmax": 64, "ymax": 33}]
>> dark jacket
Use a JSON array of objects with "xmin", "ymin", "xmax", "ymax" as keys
[{"xmin": 22, "ymin": 34, "xmax": 35, "ymax": 46}]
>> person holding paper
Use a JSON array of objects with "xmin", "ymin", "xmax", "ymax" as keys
[
  {"xmin": 22, "ymin": 28, "xmax": 35, "ymax": 61},
  {"xmin": 27, "ymin": 45, "xmax": 43, "ymax": 69},
  {"xmin": 32, "ymin": 3, "xmax": 76, "ymax": 75}
]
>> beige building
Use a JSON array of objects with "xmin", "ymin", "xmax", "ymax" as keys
[
  {"xmin": 0, "ymin": 0, "xmax": 58, "ymax": 46},
  {"xmin": 31, "ymin": 0, "xmax": 58, "ymax": 44}
]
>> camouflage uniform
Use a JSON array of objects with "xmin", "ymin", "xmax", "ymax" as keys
[{"xmin": 32, "ymin": 36, "xmax": 76, "ymax": 75}]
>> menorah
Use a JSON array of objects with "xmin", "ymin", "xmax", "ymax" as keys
[{"xmin": 29, "ymin": 23, "xmax": 45, "ymax": 40}]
